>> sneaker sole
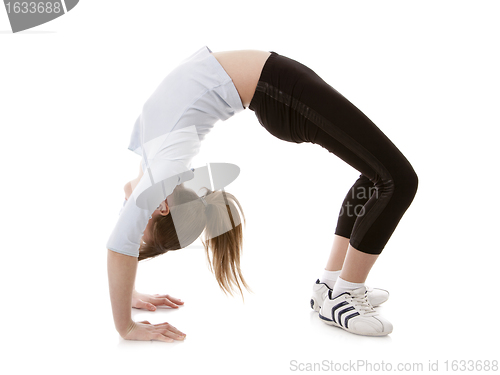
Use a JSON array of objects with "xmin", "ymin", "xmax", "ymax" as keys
[{"xmin": 318, "ymin": 313, "xmax": 392, "ymax": 337}]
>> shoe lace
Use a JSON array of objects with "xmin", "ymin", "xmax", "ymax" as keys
[{"xmin": 349, "ymin": 291, "xmax": 377, "ymax": 315}]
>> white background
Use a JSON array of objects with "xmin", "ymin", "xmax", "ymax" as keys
[{"xmin": 1, "ymin": 1, "xmax": 499, "ymax": 374}]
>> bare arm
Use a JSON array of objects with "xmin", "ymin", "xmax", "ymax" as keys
[
  {"xmin": 107, "ymin": 249, "xmax": 186, "ymax": 341},
  {"xmin": 107, "ymin": 249, "xmax": 137, "ymax": 337},
  {"xmin": 108, "ymin": 162, "xmax": 187, "ymax": 341}
]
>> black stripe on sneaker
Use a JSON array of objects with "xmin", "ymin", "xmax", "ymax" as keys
[
  {"xmin": 344, "ymin": 312, "xmax": 360, "ymax": 329},
  {"xmin": 319, "ymin": 313, "xmax": 333, "ymax": 322},
  {"xmin": 330, "ymin": 301, "xmax": 349, "ymax": 324},
  {"xmin": 338, "ymin": 306, "xmax": 355, "ymax": 327},
  {"xmin": 316, "ymin": 279, "xmax": 332, "ymax": 289}
]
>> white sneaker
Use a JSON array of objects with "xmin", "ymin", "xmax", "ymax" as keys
[
  {"xmin": 310, "ymin": 279, "xmax": 389, "ymax": 312},
  {"xmin": 319, "ymin": 286, "xmax": 393, "ymax": 336}
]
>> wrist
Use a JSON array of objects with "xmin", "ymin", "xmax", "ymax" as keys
[{"xmin": 117, "ymin": 320, "xmax": 136, "ymax": 338}]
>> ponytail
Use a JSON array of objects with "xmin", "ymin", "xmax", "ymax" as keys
[
  {"xmin": 138, "ymin": 184, "xmax": 250, "ymax": 298},
  {"xmin": 201, "ymin": 189, "xmax": 250, "ymax": 298}
]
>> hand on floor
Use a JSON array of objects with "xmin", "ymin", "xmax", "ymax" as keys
[
  {"xmin": 123, "ymin": 320, "xmax": 186, "ymax": 342},
  {"xmin": 132, "ymin": 290, "xmax": 184, "ymax": 311}
]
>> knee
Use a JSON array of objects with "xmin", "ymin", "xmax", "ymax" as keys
[
  {"xmin": 372, "ymin": 163, "xmax": 418, "ymax": 204},
  {"xmin": 406, "ymin": 166, "xmax": 419, "ymax": 195},
  {"xmin": 394, "ymin": 166, "xmax": 419, "ymax": 204}
]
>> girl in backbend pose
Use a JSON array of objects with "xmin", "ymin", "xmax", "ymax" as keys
[{"xmin": 107, "ymin": 46, "xmax": 418, "ymax": 341}]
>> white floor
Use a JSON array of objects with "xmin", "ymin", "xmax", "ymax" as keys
[{"xmin": 5, "ymin": 232, "xmax": 498, "ymax": 375}]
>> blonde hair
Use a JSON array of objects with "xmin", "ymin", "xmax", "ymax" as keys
[{"xmin": 138, "ymin": 184, "xmax": 250, "ymax": 297}]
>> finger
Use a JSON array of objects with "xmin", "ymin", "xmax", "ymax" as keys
[
  {"xmin": 152, "ymin": 294, "xmax": 184, "ymax": 304},
  {"xmin": 160, "ymin": 327, "xmax": 186, "ymax": 341},
  {"xmin": 162, "ymin": 298, "xmax": 181, "ymax": 308},
  {"xmin": 166, "ymin": 295, "xmax": 184, "ymax": 305},
  {"xmin": 151, "ymin": 297, "xmax": 179, "ymax": 308},
  {"xmin": 136, "ymin": 299, "xmax": 157, "ymax": 311},
  {"xmin": 165, "ymin": 323, "xmax": 186, "ymax": 337},
  {"xmin": 152, "ymin": 322, "xmax": 186, "ymax": 337},
  {"xmin": 138, "ymin": 320, "xmax": 151, "ymax": 325},
  {"xmin": 152, "ymin": 332, "xmax": 174, "ymax": 343}
]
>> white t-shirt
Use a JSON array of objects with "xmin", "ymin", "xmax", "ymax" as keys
[{"xmin": 106, "ymin": 46, "xmax": 245, "ymax": 257}]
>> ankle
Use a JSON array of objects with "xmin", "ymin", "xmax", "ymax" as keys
[
  {"xmin": 331, "ymin": 276, "xmax": 365, "ymax": 298},
  {"xmin": 319, "ymin": 269, "xmax": 341, "ymax": 289}
]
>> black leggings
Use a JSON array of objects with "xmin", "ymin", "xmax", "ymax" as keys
[{"xmin": 249, "ymin": 52, "xmax": 418, "ymax": 255}]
